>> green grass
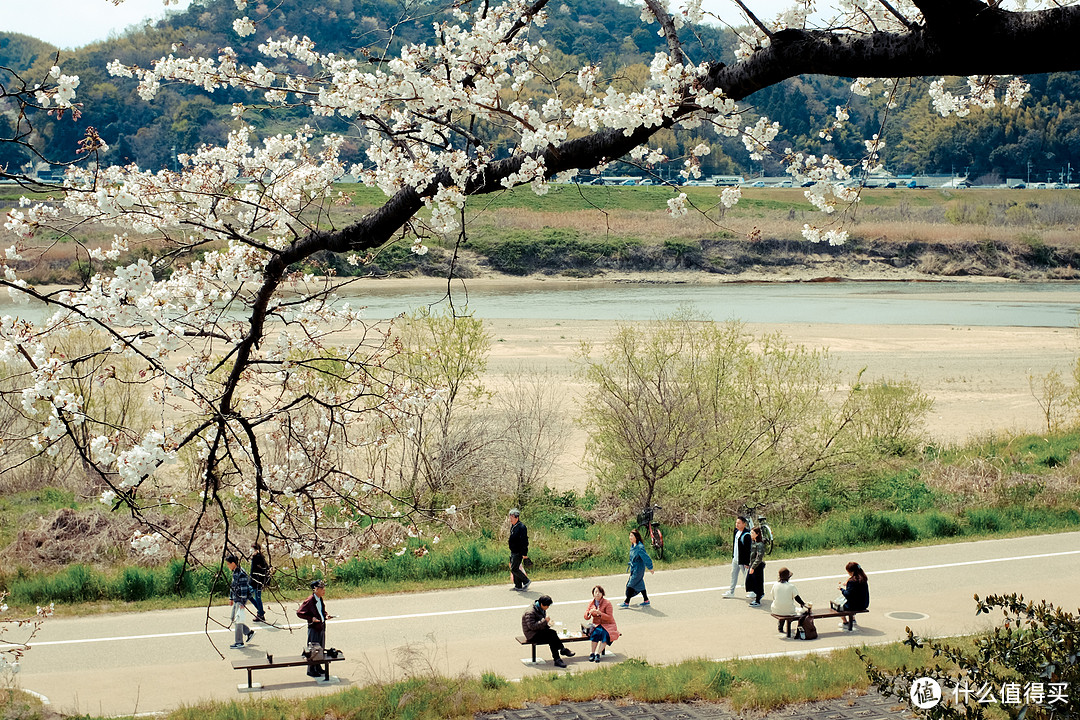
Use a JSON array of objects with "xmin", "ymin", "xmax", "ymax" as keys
[{"xmin": 7, "ymin": 504, "xmax": 1079, "ymax": 615}]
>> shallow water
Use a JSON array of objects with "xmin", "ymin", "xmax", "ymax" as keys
[
  {"xmin": 342, "ymin": 280, "xmax": 1080, "ymax": 327},
  {"xmin": 5, "ymin": 281, "xmax": 1080, "ymax": 328}
]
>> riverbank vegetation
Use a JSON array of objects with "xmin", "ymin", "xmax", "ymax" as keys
[{"xmin": 4, "ymin": 186, "xmax": 1080, "ymax": 285}]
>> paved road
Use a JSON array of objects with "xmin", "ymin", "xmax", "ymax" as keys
[{"xmin": 12, "ymin": 532, "xmax": 1080, "ymax": 717}]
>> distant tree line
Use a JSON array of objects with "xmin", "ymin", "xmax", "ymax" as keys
[{"xmin": 5, "ymin": 0, "xmax": 1080, "ymax": 182}]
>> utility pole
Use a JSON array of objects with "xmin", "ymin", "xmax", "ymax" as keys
[{"xmin": 1027, "ymin": 160, "xmax": 1032, "ymax": 184}]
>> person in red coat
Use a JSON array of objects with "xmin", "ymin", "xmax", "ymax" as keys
[
  {"xmin": 583, "ymin": 585, "xmax": 619, "ymax": 662},
  {"xmin": 296, "ymin": 580, "xmax": 332, "ymax": 677}
]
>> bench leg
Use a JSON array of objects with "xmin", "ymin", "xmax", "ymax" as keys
[
  {"xmin": 532, "ymin": 644, "xmax": 537, "ymax": 663},
  {"xmin": 248, "ymin": 669, "xmax": 253, "ymax": 688}
]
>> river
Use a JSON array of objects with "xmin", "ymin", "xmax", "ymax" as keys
[
  {"xmin": 344, "ymin": 280, "xmax": 1080, "ymax": 327},
  {"xmin": 4, "ymin": 280, "xmax": 1080, "ymax": 328}
]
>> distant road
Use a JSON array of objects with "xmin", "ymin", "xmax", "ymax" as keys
[{"xmin": 15, "ymin": 532, "xmax": 1080, "ymax": 716}]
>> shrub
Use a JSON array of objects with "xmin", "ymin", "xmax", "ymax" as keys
[
  {"xmin": 118, "ymin": 567, "xmax": 157, "ymax": 602},
  {"xmin": 861, "ymin": 469, "xmax": 936, "ymax": 512},
  {"xmin": 842, "ymin": 511, "xmax": 918, "ymax": 544},
  {"xmin": 11, "ymin": 564, "xmax": 100, "ymax": 605},
  {"xmin": 922, "ymin": 512, "xmax": 962, "ymax": 538},
  {"xmin": 481, "ymin": 672, "xmax": 508, "ymax": 689},
  {"xmin": 964, "ymin": 507, "xmax": 1003, "ymax": 532}
]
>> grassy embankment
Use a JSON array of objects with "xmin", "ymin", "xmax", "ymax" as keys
[
  {"xmin": 4, "ymin": 184, "xmax": 1080, "ymax": 283},
  {"xmin": 3, "ymin": 429, "xmax": 1079, "ymax": 616}
]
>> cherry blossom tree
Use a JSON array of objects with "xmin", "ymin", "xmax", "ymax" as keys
[{"xmin": 2, "ymin": 0, "xmax": 1080, "ymax": 577}]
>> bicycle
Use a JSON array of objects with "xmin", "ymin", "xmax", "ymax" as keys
[
  {"xmin": 741, "ymin": 504, "xmax": 774, "ymax": 555},
  {"xmin": 636, "ymin": 504, "xmax": 664, "ymax": 560}
]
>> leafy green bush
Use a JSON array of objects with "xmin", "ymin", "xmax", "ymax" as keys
[
  {"xmin": 481, "ymin": 672, "xmax": 508, "ymax": 689},
  {"xmin": 11, "ymin": 564, "xmax": 101, "ymax": 605},
  {"xmin": 964, "ymin": 507, "xmax": 1003, "ymax": 532},
  {"xmin": 921, "ymin": 512, "xmax": 962, "ymax": 538},
  {"xmin": 839, "ymin": 511, "xmax": 918, "ymax": 545},
  {"xmin": 467, "ymin": 230, "xmax": 642, "ymax": 275},
  {"xmin": 118, "ymin": 567, "xmax": 157, "ymax": 602},
  {"xmin": 860, "ymin": 469, "xmax": 936, "ymax": 512}
]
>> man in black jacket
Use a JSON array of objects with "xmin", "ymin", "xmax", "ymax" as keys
[
  {"xmin": 296, "ymin": 580, "xmax": 331, "ymax": 677},
  {"xmin": 249, "ymin": 542, "xmax": 269, "ymax": 623},
  {"xmin": 521, "ymin": 595, "xmax": 574, "ymax": 667},
  {"xmin": 508, "ymin": 508, "xmax": 531, "ymax": 591},
  {"xmin": 723, "ymin": 516, "xmax": 751, "ymax": 598}
]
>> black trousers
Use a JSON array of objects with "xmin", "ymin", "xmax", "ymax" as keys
[
  {"xmin": 746, "ymin": 563, "xmax": 765, "ymax": 600},
  {"xmin": 529, "ymin": 627, "xmax": 566, "ymax": 659},
  {"xmin": 306, "ymin": 624, "xmax": 327, "ymax": 677},
  {"xmin": 510, "ymin": 553, "xmax": 530, "ymax": 587}
]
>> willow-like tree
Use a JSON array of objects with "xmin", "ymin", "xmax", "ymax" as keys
[{"xmin": 1, "ymin": 0, "xmax": 1078, "ymax": 571}]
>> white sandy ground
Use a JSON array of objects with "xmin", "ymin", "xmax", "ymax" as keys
[{"xmin": 482, "ymin": 316, "xmax": 1078, "ymax": 490}]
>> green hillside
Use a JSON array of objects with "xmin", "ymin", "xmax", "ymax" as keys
[{"xmin": 2, "ymin": 0, "xmax": 1080, "ymax": 182}]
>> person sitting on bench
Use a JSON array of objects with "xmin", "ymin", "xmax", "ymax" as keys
[
  {"xmin": 770, "ymin": 567, "xmax": 808, "ymax": 634},
  {"xmin": 522, "ymin": 595, "xmax": 575, "ymax": 667},
  {"xmin": 832, "ymin": 562, "xmax": 869, "ymax": 632}
]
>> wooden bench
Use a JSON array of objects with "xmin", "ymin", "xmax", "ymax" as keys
[
  {"xmin": 516, "ymin": 633, "xmax": 593, "ymax": 664},
  {"xmin": 771, "ymin": 610, "xmax": 868, "ymax": 638},
  {"xmin": 231, "ymin": 652, "xmax": 345, "ymax": 690}
]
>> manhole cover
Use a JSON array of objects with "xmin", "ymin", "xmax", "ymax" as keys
[{"xmin": 886, "ymin": 611, "xmax": 929, "ymax": 621}]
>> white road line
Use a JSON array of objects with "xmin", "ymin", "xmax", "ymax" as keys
[{"xmin": 8, "ymin": 548, "xmax": 1078, "ymax": 650}]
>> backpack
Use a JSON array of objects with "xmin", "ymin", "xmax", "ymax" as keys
[{"xmin": 798, "ymin": 613, "xmax": 818, "ymax": 640}]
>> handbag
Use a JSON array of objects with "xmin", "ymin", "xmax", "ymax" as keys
[
  {"xmin": 798, "ymin": 613, "xmax": 818, "ymax": 640},
  {"xmin": 831, "ymin": 594, "xmax": 848, "ymax": 611},
  {"xmin": 233, "ymin": 604, "xmax": 248, "ymax": 626},
  {"xmin": 303, "ymin": 642, "xmax": 326, "ymax": 662},
  {"xmin": 581, "ymin": 622, "xmax": 596, "ymax": 636}
]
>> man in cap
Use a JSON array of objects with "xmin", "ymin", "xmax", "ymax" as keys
[
  {"xmin": 508, "ymin": 508, "xmax": 531, "ymax": 591},
  {"xmin": 296, "ymin": 579, "xmax": 332, "ymax": 677}
]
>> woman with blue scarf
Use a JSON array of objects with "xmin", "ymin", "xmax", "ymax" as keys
[{"xmin": 620, "ymin": 529, "xmax": 654, "ymax": 608}]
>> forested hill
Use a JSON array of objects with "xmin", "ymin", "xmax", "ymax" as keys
[{"xmin": 2, "ymin": 0, "xmax": 1080, "ymax": 183}]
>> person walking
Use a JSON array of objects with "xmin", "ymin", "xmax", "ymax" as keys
[
  {"xmin": 249, "ymin": 542, "xmax": 269, "ymax": 623},
  {"xmin": 521, "ymin": 595, "xmax": 574, "ymax": 667},
  {"xmin": 508, "ymin": 508, "xmax": 531, "ymax": 591},
  {"xmin": 297, "ymin": 579, "xmax": 332, "ymax": 677},
  {"xmin": 583, "ymin": 585, "xmax": 619, "ymax": 662},
  {"xmin": 745, "ymin": 527, "xmax": 766, "ymax": 606},
  {"xmin": 620, "ymin": 529, "xmax": 654, "ymax": 608},
  {"xmin": 722, "ymin": 516, "xmax": 751, "ymax": 598},
  {"xmin": 833, "ymin": 561, "xmax": 870, "ymax": 631},
  {"xmin": 770, "ymin": 567, "xmax": 809, "ymax": 635},
  {"xmin": 226, "ymin": 554, "xmax": 255, "ymax": 649}
]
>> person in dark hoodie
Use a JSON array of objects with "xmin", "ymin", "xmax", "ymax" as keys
[
  {"xmin": 521, "ymin": 595, "xmax": 575, "ymax": 667},
  {"xmin": 508, "ymin": 508, "xmax": 531, "ymax": 591}
]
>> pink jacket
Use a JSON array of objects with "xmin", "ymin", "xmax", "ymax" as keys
[{"xmin": 583, "ymin": 596, "xmax": 620, "ymax": 642}]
